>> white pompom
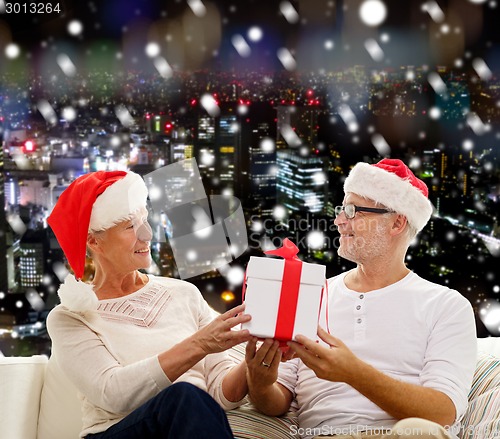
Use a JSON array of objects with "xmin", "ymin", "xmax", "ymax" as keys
[{"xmin": 57, "ymin": 274, "xmax": 98, "ymax": 312}]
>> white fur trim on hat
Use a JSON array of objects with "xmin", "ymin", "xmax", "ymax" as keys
[
  {"xmin": 89, "ymin": 172, "xmax": 148, "ymax": 231},
  {"xmin": 57, "ymin": 274, "xmax": 98, "ymax": 312},
  {"xmin": 343, "ymin": 163, "xmax": 433, "ymax": 232}
]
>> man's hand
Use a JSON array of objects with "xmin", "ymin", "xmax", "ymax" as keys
[{"xmin": 288, "ymin": 326, "xmax": 361, "ymax": 384}]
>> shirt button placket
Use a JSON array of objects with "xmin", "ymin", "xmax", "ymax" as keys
[{"xmin": 354, "ymin": 294, "xmax": 366, "ymax": 341}]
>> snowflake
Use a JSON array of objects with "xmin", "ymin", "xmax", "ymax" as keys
[
  {"xmin": 226, "ymin": 266, "xmax": 245, "ymax": 286},
  {"xmin": 359, "ymin": 0, "xmax": 387, "ymax": 27},
  {"xmin": 247, "ymin": 26, "xmax": 263, "ymax": 42},
  {"xmin": 67, "ymin": 20, "xmax": 84, "ymax": 36},
  {"xmin": 307, "ymin": 231, "xmax": 325, "ymax": 250}
]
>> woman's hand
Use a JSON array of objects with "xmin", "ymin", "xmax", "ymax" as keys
[
  {"xmin": 158, "ymin": 304, "xmax": 251, "ymax": 383},
  {"xmin": 244, "ymin": 337, "xmax": 294, "ymax": 417},
  {"xmin": 245, "ymin": 337, "xmax": 282, "ymax": 389},
  {"xmin": 192, "ymin": 304, "xmax": 252, "ymax": 355}
]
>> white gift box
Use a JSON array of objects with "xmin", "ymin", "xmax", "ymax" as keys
[{"xmin": 242, "ymin": 255, "xmax": 326, "ymax": 341}]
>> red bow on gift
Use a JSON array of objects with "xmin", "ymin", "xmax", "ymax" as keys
[
  {"xmin": 264, "ymin": 238, "xmax": 300, "ymax": 261},
  {"xmin": 265, "ymin": 238, "xmax": 303, "ymax": 342}
]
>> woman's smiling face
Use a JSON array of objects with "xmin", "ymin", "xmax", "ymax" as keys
[{"xmin": 90, "ymin": 207, "xmax": 153, "ymax": 273}]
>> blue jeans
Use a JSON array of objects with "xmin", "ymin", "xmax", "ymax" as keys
[{"xmin": 86, "ymin": 382, "xmax": 234, "ymax": 439}]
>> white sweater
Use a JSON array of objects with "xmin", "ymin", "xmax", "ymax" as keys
[
  {"xmin": 47, "ymin": 275, "xmax": 242, "ymax": 438},
  {"xmin": 277, "ymin": 270, "xmax": 477, "ymax": 439}
]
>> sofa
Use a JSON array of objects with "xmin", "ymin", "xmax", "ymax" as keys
[{"xmin": 1, "ymin": 337, "xmax": 499, "ymax": 439}]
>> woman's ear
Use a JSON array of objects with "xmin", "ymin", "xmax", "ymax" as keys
[{"xmin": 87, "ymin": 233, "xmax": 99, "ymax": 254}]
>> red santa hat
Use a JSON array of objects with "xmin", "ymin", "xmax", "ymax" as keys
[
  {"xmin": 343, "ymin": 158, "xmax": 433, "ymax": 232},
  {"xmin": 48, "ymin": 171, "xmax": 148, "ymax": 280}
]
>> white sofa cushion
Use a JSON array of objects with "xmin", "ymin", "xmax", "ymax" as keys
[
  {"xmin": 37, "ymin": 355, "xmax": 83, "ymax": 439},
  {"xmin": 0, "ymin": 355, "xmax": 47, "ymax": 439},
  {"xmin": 477, "ymin": 337, "xmax": 500, "ymax": 358}
]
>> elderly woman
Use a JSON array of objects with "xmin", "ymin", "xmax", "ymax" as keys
[{"xmin": 47, "ymin": 170, "xmax": 252, "ymax": 439}]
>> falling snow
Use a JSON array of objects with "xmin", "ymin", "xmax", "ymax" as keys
[
  {"xmin": 5, "ymin": 43, "xmax": 20, "ymax": 59},
  {"xmin": 364, "ymin": 39, "xmax": 385, "ymax": 62},
  {"xmin": 67, "ymin": 20, "xmax": 84, "ymax": 36},
  {"xmin": 422, "ymin": 1, "xmax": 445, "ymax": 22},
  {"xmin": 0, "ymin": 0, "xmax": 499, "ymax": 347},
  {"xmin": 226, "ymin": 266, "xmax": 244, "ymax": 286},
  {"xmin": 277, "ymin": 48, "xmax": 296, "ymax": 71},
  {"xmin": 187, "ymin": 0, "xmax": 207, "ymax": 17},
  {"xmin": 232, "ymin": 34, "xmax": 251, "ymax": 58},
  {"xmin": 200, "ymin": 94, "xmax": 220, "ymax": 117},
  {"xmin": 279, "ymin": 1, "xmax": 299, "ymax": 24},
  {"xmin": 307, "ymin": 231, "xmax": 325, "ymax": 250},
  {"xmin": 371, "ymin": 133, "xmax": 391, "ymax": 156},
  {"xmin": 359, "ymin": 0, "xmax": 387, "ymax": 27},
  {"xmin": 247, "ymin": 27, "xmax": 263, "ymax": 43}
]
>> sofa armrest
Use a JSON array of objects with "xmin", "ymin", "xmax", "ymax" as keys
[
  {"xmin": 37, "ymin": 355, "xmax": 83, "ymax": 439},
  {"xmin": 0, "ymin": 355, "xmax": 48, "ymax": 439}
]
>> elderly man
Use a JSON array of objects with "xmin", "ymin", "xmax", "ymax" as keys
[{"xmin": 246, "ymin": 159, "xmax": 477, "ymax": 439}]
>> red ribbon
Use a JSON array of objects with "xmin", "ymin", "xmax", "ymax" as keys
[{"xmin": 265, "ymin": 238, "xmax": 302, "ymax": 342}]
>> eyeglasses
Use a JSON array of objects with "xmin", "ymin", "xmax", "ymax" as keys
[{"xmin": 334, "ymin": 204, "xmax": 393, "ymax": 219}]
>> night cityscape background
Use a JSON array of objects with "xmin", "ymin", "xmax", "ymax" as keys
[{"xmin": 1, "ymin": 0, "xmax": 500, "ymax": 357}]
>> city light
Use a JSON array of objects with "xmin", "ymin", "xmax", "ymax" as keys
[
  {"xmin": 221, "ymin": 291, "xmax": 236, "ymax": 302},
  {"xmin": 23, "ymin": 140, "xmax": 35, "ymax": 152}
]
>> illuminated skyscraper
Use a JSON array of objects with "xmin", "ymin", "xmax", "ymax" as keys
[
  {"xmin": 218, "ymin": 114, "xmax": 238, "ymax": 191},
  {"xmin": 194, "ymin": 106, "xmax": 243, "ymax": 197},
  {"xmin": 276, "ymin": 150, "xmax": 328, "ymax": 214},
  {"xmin": 170, "ymin": 143, "xmax": 193, "ymax": 163},
  {"xmin": 0, "ymin": 138, "xmax": 8, "ymax": 293},
  {"xmin": 248, "ymin": 118, "xmax": 276, "ymax": 215},
  {"xmin": 19, "ymin": 243, "xmax": 44, "ymax": 288},
  {"xmin": 194, "ymin": 114, "xmax": 217, "ymax": 193}
]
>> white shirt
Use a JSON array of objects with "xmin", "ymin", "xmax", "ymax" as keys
[{"xmin": 277, "ymin": 271, "xmax": 477, "ymax": 439}]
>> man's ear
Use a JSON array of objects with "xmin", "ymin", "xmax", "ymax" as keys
[{"xmin": 391, "ymin": 214, "xmax": 408, "ymax": 236}]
